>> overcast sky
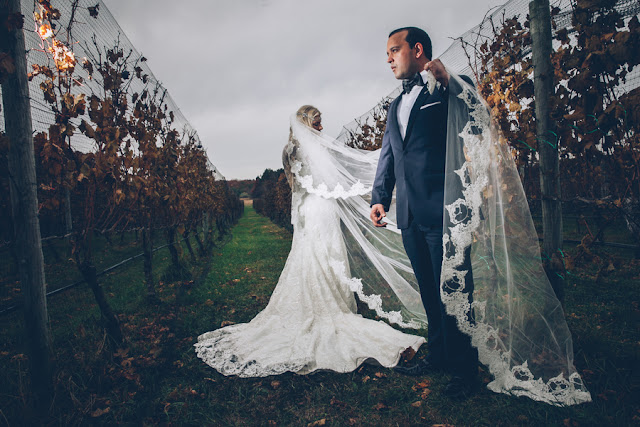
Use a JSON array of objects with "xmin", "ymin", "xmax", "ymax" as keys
[{"xmin": 102, "ymin": 0, "xmax": 507, "ymax": 179}]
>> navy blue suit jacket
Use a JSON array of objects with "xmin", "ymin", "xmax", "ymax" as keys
[{"xmin": 371, "ymin": 82, "xmax": 451, "ymax": 230}]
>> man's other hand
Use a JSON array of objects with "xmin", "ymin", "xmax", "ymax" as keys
[{"xmin": 370, "ymin": 204, "xmax": 387, "ymax": 227}]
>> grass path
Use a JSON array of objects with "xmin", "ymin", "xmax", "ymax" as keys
[{"xmin": 186, "ymin": 204, "xmax": 294, "ymax": 330}]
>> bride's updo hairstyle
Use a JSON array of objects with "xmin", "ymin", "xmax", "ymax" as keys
[{"xmin": 296, "ymin": 105, "xmax": 321, "ymax": 128}]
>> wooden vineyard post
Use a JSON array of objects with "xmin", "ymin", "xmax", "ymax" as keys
[
  {"xmin": 530, "ymin": 0, "xmax": 564, "ymax": 303},
  {"xmin": 1, "ymin": 0, "xmax": 53, "ymax": 412}
]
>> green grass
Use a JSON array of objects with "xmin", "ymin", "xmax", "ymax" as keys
[{"xmin": 0, "ymin": 206, "xmax": 639, "ymax": 425}]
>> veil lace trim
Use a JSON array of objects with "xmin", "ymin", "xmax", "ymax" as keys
[
  {"xmin": 441, "ymin": 73, "xmax": 591, "ymax": 406},
  {"xmin": 292, "ymin": 161, "xmax": 371, "ymax": 199},
  {"xmin": 329, "ymin": 259, "xmax": 422, "ymax": 329}
]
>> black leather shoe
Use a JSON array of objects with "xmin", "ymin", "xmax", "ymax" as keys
[
  {"xmin": 393, "ymin": 358, "xmax": 443, "ymax": 377},
  {"xmin": 443, "ymin": 375, "xmax": 475, "ymax": 399}
]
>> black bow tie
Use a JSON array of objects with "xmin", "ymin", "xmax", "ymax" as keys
[{"xmin": 402, "ymin": 73, "xmax": 425, "ymax": 94}]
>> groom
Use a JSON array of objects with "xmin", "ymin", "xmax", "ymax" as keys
[{"xmin": 369, "ymin": 27, "xmax": 478, "ymax": 398}]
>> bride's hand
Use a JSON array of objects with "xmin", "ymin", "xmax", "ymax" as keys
[{"xmin": 370, "ymin": 204, "xmax": 387, "ymax": 227}]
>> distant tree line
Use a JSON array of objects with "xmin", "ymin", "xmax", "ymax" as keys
[
  {"xmin": 227, "ymin": 179, "xmax": 256, "ymax": 199},
  {"xmin": 252, "ymin": 168, "xmax": 292, "ymax": 232}
]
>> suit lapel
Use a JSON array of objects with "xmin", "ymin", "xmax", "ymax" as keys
[{"xmin": 387, "ymin": 97, "xmax": 403, "ymax": 150}]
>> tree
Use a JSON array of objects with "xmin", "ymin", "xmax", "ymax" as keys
[
  {"xmin": 344, "ymin": 99, "xmax": 391, "ymax": 151},
  {"xmin": 31, "ymin": 3, "xmax": 126, "ymax": 345}
]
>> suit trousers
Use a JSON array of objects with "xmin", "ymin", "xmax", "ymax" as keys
[{"xmin": 401, "ymin": 219, "xmax": 478, "ymax": 379}]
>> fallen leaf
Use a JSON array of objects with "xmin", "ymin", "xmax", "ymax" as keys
[
  {"xmin": 330, "ymin": 397, "xmax": 347, "ymax": 408},
  {"xmin": 412, "ymin": 380, "xmax": 431, "ymax": 391},
  {"xmin": 362, "ymin": 375, "xmax": 370, "ymax": 383},
  {"xmin": 271, "ymin": 380, "xmax": 281, "ymax": 389},
  {"xmin": 400, "ymin": 346, "xmax": 417, "ymax": 362},
  {"xmin": 373, "ymin": 402, "xmax": 388, "ymax": 411},
  {"xmin": 411, "ymin": 400, "xmax": 422, "ymax": 408},
  {"xmin": 91, "ymin": 407, "xmax": 110, "ymax": 417},
  {"xmin": 113, "ymin": 348, "xmax": 129, "ymax": 358},
  {"xmin": 221, "ymin": 320, "xmax": 235, "ymax": 327},
  {"xmin": 374, "ymin": 372, "xmax": 387, "ymax": 378},
  {"xmin": 308, "ymin": 418, "xmax": 326, "ymax": 426}
]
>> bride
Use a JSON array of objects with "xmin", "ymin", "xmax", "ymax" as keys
[{"xmin": 194, "ymin": 105, "xmax": 428, "ymax": 377}]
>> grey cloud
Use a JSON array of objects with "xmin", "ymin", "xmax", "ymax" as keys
[{"xmin": 104, "ymin": 0, "xmax": 507, "ymax": 178}]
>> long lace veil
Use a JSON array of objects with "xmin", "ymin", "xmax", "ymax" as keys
[
  {"xmin": 284, "ymin": 69, "xmax": 591, "ymax": 405},
  {"xmin": 442, "ymin": 72, "xmax": 591, "ymax": 405},
  {"xmin": 284, "ymin": 118, "xmax": 428, "ymax": 329}
]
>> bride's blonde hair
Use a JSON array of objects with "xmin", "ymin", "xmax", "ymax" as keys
[{"xmin": 296, "ymin": 105, "xmax": 321, "ymax": 128}]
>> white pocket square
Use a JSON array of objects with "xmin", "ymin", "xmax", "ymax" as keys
[{"xmin": 420, "ymin": 101, "xmax": 441, "ymax": 110}]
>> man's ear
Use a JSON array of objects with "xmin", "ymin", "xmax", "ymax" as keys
[{"xmin": 414, "ymin": 42, "xmax": 424, "ymax": 59}]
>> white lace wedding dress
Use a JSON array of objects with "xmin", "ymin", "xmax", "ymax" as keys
[{"xmin": 194, "ymin": 122, "xmax": 425, "ymax": 377}]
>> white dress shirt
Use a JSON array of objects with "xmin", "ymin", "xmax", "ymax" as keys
[{"xmin": 396, "ymin": 70, "xmax": 429, "ymax": 140}]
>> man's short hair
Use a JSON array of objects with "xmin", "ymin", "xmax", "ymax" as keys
[{"xmin": 389, "ymin": 27, "xmax": 432, "ymax": 60}]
